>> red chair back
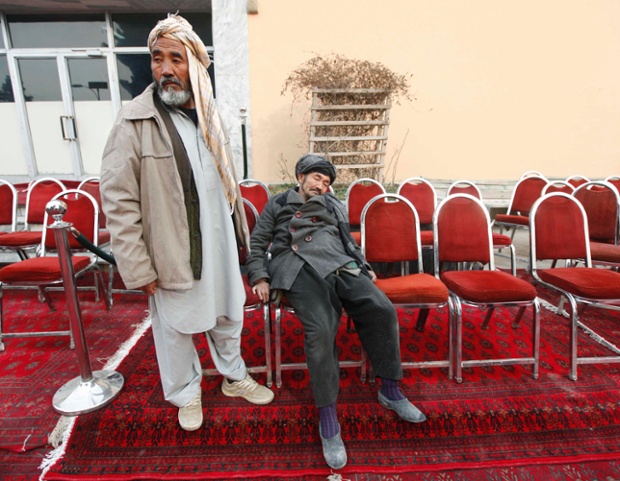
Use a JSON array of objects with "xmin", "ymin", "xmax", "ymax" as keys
[
  {"xmin": 239, "ymin": 199, "xmax": 259, "ymax": 265},
  {"xmin": 346, "ymin": 178, "xmax": 385, "ymax": 228},
  {"xmin": 78, "ymin": 177, "xmax": 106, "ymax": 229},
  {"xmin": 25, "ymin": 178, "xmax": 66, "ymax": 227},
  {"xmin": 447, "ymin": 180, "xmax": 481, "ymax": 199},
  {"xmin": 397, "ymin": 177, "xmax": 436, "ymax": 225},
  {"xmin": 530, "ymin": 193, "xmax": 589, "ymax": 262},
  {"xmin": 605, "ymin": 176, "xmax": 620, "ymax": 193},
  {"xmin": 434, "ymin": 194, "xmax": 492, "ymax": 265},
  {"xmin": 506, "ymin": 176, "xmax": 548, "ymax": 216},
  {"xmin": 0, "ymin": 180, "xmax": 17, "ymax": 230},
  {"xmin": 361, "ymin": 194, "xmax": 421, "ymax": 267},
  {"xmin": 566, "ymin": 175, "xmax": 590, "ymax": 188},
  {"xmin": 239, "ymin": 180, "xmax": 270, "ymax": 214},
  {"xmin": 243, "ymin": 199, "xmax": 259, "ymax": 234},
  {"xmin": 573, "ymin": 181, "xmax": 619, "ymax": 244},
  {"xmin": 542, "ymin": 181, "xmax": 575, "ymax": 195},
  {"xmin": 43, "ymin": 189, "xmax": 99, "ymax": 252}
]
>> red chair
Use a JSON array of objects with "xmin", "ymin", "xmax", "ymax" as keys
[
  {"xmin": 397, "ymin": 177, "xmax": 437, "ymax": 250},
  {"xmin": 529, "ymin": 192, "xmax": 620, "ymax": 380},
  {"xmin": 345, "ymin": 178, "xmax": 385, "ymax": 244},
  {"xmin": 605, "ymin": 175, "xmax": 620, "ymax": 193},
  {"xmin": 0, "ymin": 178, "xmax": 66, "ymax": 260},
  {"xmin": 0, "ymin": 190, "xmax": 111, "ymax": 351},
  {"xmin": 434, "ymin": 194, "xmax": 540, "ymax": 383},
  {"xmin": 494, "ymin": 174, "xmax": 548, "ymax": 243},
  {"xmin": 238, "ymin": 198, "xmax": 259, "ymax": 265},
  {"xmin": 361, "ymin": 193, "xmax": 452, "ymax": 376},
  {"xmin": 572, "ymin": 181, "xmax": 620, "ymax": 269},
  {"xmin": 78, "ymin": 177, "xmax": 106, "ymax": 229},
  {"xmin": 204, "ymin": 197, "xmax": 272, "ymax": 386},
  {"xmin": 447, "ymin": 180, "xmax": 517, "ymax": 276},
  {"xmin": 566, "ymin": 175, "xmax": 590, "ymax": 188},
  {"xmin": 239, "ymin": 179, "xmax": 270, "ymax": 215},
  {"xmin": 0, "ymin": 179, "xmax": 18, "ymax": 233},
  {"xmin": 542, "ymin": 180, "xmax": 575, "ymax": 195},
  {"xmin": 520, "ymin": 171, "xmax": 546, "ymax": 179}
]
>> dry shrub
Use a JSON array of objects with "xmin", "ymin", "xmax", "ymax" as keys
[
  {"xmin": 282, "ymin": 54, "xmax": 412, "ymax": 182},
  {"xmin": 281, "ymin": 54, "xmax": 411, "ymax": 102}
]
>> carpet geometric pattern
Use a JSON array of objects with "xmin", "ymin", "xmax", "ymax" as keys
[
  {"xmin": 0, "ymin": 287, "xmax": 148, "ymax": 453},
  {"xmin": 42, "ymin": 279, "xmax": 620, "ymax": 480}
]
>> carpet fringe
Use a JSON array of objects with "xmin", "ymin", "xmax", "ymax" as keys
[
  {"xmin": 327, "ymin": 474, "xmax": 351, "ymax": 481},
  {"xmin": 38, "ymin": 314, "xmax": 152, "ymax": 480}
]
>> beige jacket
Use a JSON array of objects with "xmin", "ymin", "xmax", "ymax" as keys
[{"xmin": 100, "ymin": 84, "xmax": 248, "ymax": 290}]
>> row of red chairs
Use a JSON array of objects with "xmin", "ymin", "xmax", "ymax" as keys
[
  {"xmin": 243, "ymin": 190, "xmax": 620, "ymax": 387},
  {"xmin": 0, "ymin": 179, "xmax": 112, "ymax": 352},
  {"xmin": 239, "ymin": 173, "xmax": 619, "ymax": 386}
]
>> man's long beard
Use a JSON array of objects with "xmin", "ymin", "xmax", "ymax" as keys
[{"xmin": 157, "ymin": 77, "xmax": 192, "ymax": 107}]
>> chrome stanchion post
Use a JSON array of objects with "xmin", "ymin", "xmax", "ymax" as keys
[{"xmin": 47, "ymin": 200, "xmax": 124, "ymax": 415}]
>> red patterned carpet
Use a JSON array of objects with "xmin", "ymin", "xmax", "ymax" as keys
[
  {"xmin": 35, "ymin": 277, "xmax": 620, "ymax": 480},
  {"xmin": 0, "ymin": 285, "xmax": 148, "ymax": 480}
]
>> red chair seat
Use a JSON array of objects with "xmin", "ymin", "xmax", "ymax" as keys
[
  {"xmin": 98, "ymin": 230, "xmax": 111, "ymax": 245},
  {"xmin": 492, "ymin": 232, "xmax": 512, "ymax": 246},
  {"xmin": 0, "ymin": 256, "xmax": 91, "ymax": 283},
  {"xmin": 351, "ymin": 231, "xmax": 361, "ymax": 244},
  {"xmin": 0, "ymin": 231, "xmax": 42, "ymax": 247},
  {"xmin": 242, "ymin": 274, "xmax": 261, "ymax": 306},
  {"xmin": 441, "ymin": 270, "xmax": 537, "ymax": 303},
  {"xmin": 589, "ymin": 242, "xmax": 620, "ymax": 263},
  {"xmin": 494, "ymin": 214, "xmax": 529, "ymax": 226},
  {"xmin": 420, "ymin": 230, "xmax": 434, "ymax": 246},
  {"xmin": 375, "ymin": 273, "xmax": 448, "ymax": 304},
  {"xmin": 537, "ymin": 268, "xmax": 620, "ymax": 299}
]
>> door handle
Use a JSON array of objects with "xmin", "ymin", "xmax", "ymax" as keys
[{"xmin": 60, "ymin": 115, "xmax": 77, "ymax": 141}]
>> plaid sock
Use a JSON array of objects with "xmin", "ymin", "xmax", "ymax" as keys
[
  {"xmin": 319, "ymin": 402, "xmax": 339, "ymax": 439},
  {"xmin": 380, "ymin": 377, "xmax": 405, "ymax": 401}
]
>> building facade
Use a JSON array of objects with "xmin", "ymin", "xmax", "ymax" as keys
[
  {"xmin": 1, "ymin": 0, "xmax": 619, "ymax": 186},
  {"xmin": 0, "ymin": 0, "xmax": 253, "ymax": 184}
]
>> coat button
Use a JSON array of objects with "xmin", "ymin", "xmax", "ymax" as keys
[
  {"xmin": 305, "ymin": 235, "xmax": 312, "ymax": 242},
  {"xmin": 292, "ymin": 244, "xmax": 298, "ymax": 251},
  {"xmin": 294, "ymin": 211, "xmax": 303, "ymax": 218}
]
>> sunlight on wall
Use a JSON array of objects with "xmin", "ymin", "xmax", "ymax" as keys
[{"xmin": 248, "ymin": 0, "xmax": 620, "ymax": 183}]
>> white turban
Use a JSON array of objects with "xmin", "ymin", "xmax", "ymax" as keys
[{"xmin": 148, "ymin": 14, "xmax": 238, "ymax": 208}]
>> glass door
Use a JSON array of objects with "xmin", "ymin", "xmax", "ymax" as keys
[
  {"xmin": 66, "ymin": 56, "xmax": 114, "ymax": 176},
  {"xmin": 15, "ymin": 53, "xmax": 114, "ymax": 177}
]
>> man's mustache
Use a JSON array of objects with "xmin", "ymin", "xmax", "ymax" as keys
[{"xmin": 159, "ymin": 77, "xmax": 183, "ymax": 88}]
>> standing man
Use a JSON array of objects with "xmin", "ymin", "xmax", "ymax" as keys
[
  {"xmin": 100, "ymin": 14, "xmax": 274, "ymax": 433},
  {"xmin": 246, "ymin": 154, "xmax": 426, "ymax": 470}
]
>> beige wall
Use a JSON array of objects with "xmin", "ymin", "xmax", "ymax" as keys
[{"xmin": 247, "ymin": 0, "xmax": 620, "ymax": 184}]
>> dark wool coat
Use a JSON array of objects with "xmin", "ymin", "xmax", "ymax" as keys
[{"xmin": 246, "ymin": 188, "xmax": 369, "ymax": 290}]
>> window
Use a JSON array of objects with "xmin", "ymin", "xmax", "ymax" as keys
[
  {"xmin": 0, "ymin": 56, "xmax": 13, "ymax": 103},
  {"xmin": 8, "ymin": 14, "xmax": 107, "ymax": 48},
  {"xmin": 113, "ymin": 13, "xmax": 212, "ymax": 47}
]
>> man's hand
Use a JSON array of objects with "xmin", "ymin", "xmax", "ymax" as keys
[
  {"xmin": 369, "ymin": 271, "xmax": 377, "ymax": 283},
  {"xmin": 251, "ymin": 279, "xmax": 270, "ymax": 303},
  {"xmin": 139, "ymin": 280, "xmax": 158, "ymax": 296}
]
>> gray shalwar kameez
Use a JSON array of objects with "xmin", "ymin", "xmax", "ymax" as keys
[{"xmin": 149, "ymin": 109, "xmax": 247, "ymax": 408}]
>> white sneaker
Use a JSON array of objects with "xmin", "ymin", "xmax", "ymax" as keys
[
  {"xmin": 221, "ymin": 374, "xmax": 275, "ymax": 405},
  {"xmin": 178, "ymin": 392, "xmax": 203, "ymax": 431}
]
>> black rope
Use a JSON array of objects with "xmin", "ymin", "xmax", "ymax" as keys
[{"xmin": 69, "ymin": 227, "xmax": 116, "ymax": 266}]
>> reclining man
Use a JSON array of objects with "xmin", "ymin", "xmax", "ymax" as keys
[{"xmin": 246, "ymin": 154, "xmax": 426, "ymax": 469}]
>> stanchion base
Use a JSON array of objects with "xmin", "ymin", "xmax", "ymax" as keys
[{"xmin": 53, "ymin": 370, "xmax": 124, "ymax": 416}]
